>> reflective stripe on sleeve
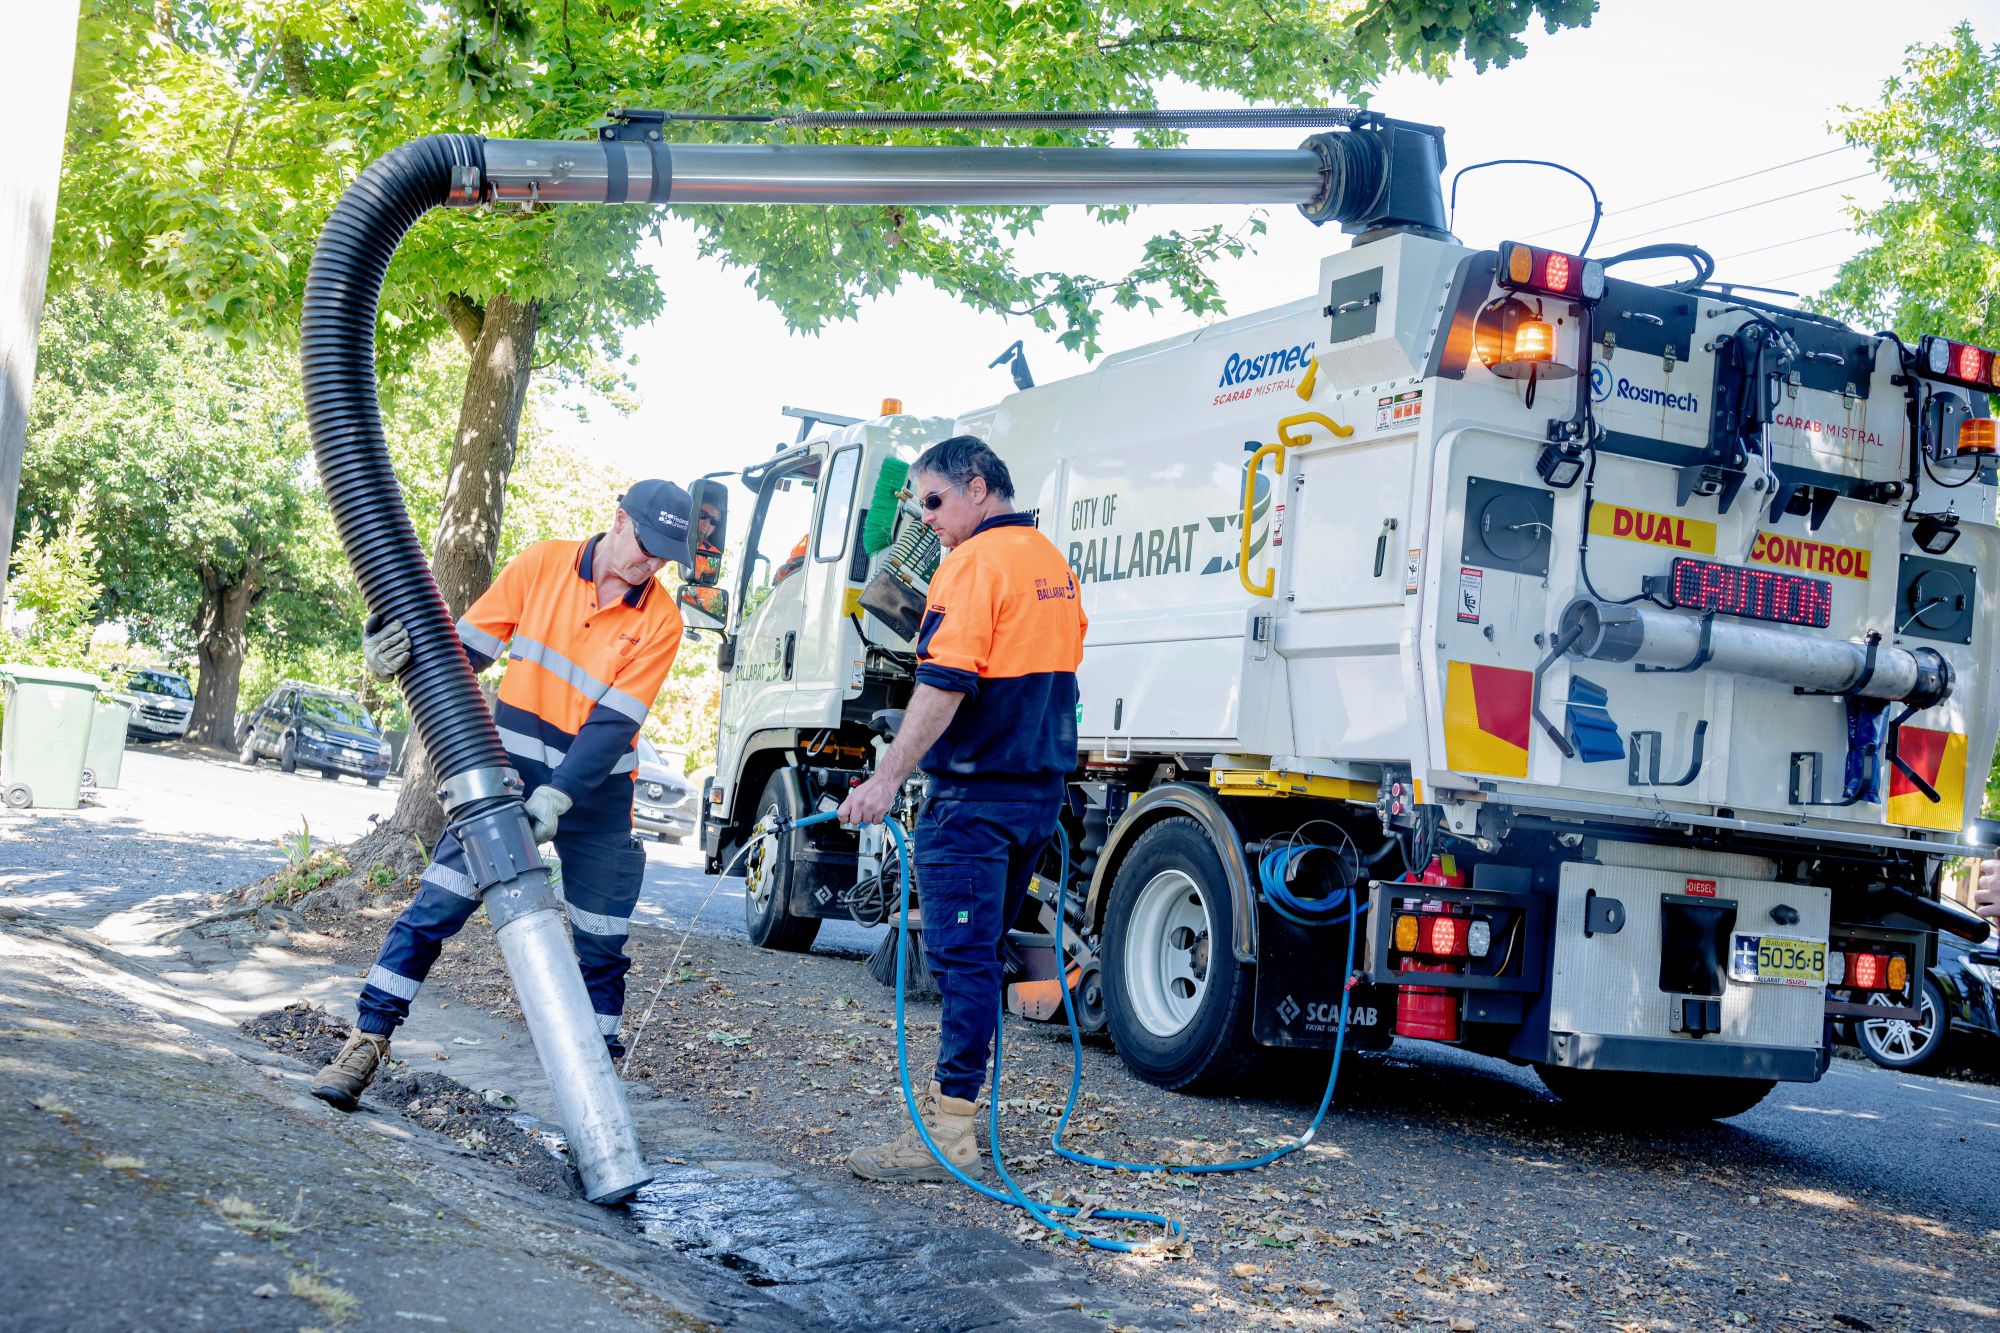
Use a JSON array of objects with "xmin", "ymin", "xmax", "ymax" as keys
[
  {"xmin": 457, "ymin": 619, "xmax": 508, "ymax": 660},
  {"xmin": 498, "ymin": 726, "xmax": 567, "ymax": 770},
  {"xmin": 420, "ymin": 861, "xmax": 478, "ymax": 901}
]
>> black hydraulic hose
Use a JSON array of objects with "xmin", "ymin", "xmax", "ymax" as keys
[{"xmin": 301, "ymin": 134, "xmax": 512, "ymax": 811}]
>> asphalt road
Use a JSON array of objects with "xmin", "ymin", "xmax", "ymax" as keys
[{"xmin": 633, "ymin": 835, "xmax": 886, "ymax": 957}]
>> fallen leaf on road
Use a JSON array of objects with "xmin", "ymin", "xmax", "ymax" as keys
[{"xmin": 100, "ymin": 1155, "xmax": 145, "ymax": 1170}]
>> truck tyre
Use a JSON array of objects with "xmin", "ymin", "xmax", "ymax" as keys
[
  {"xmin": 743, "ymin": 769, "xmax": 821, "ymax": 953},
  {"xmin": 279, "ymin": 734, "xmax": 298, "ymax": 773},
  {"xmin": 1856, "ymin": 975, "xmax": 1947, "ymax": 1072},
  {"xmin": 1534, "ymin": 1065, "xmax": 1776, "ymax": 1122},
  {"xmin": 1102, "ymin": 817, "xmax": 1260, "ymax": 1092}
]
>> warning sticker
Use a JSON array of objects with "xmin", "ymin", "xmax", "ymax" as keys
[
  {"xmin": 1404, "ymin": 548, "xmax": 1422, "ymax": 596},
  {"xmin": 1376, "ymin": 389, "xmax": 1424, "ymax": 432},
  {"xmin": 1456, "ymin": 566, "xmax": 1483, "ymax": 624}
]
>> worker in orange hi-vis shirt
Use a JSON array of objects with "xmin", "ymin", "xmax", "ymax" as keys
[
  {"xmin": 311, "ymin": 480, "xmax": 693, "ymax": 1112},
  {"xmin": 837, "ymin": 435, "xmax": 1087, "ymax": 1183}
]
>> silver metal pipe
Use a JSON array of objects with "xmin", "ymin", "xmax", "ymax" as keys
[
  {"xmin": 1559, "ymin": 599, "xmax": 1953, "ymax": 706},
  {"xmin": 492, "ymin": 886, "xmax": 652, "ymax": 1204},
  {"xmin": 475, "ymin": 139, "xmax": 1326, "ymax": 207}
]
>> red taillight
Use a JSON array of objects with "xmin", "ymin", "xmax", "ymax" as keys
[
  {"xmin": 1498, "ymin": 241, "xmax": 1605, "ymax": 304},
  {"xmin": 1846, "ymin": 952, "xmax": 1888, "ymax": 990},
  {"xmin": 1919, "ymin": 334, "xmax": 2000, "ymax": 391},
  {"xmin": 1425, "ymin": 915, "xmax": 1468, "ymax": 957}
]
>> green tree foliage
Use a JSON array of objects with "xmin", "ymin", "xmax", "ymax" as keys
[
  {"xmin": 1814, "ymin": 24, "xmax": 2000, "ymax": 813},
  {"xmin": 1818, "ymin": 23, "xmax": 1999, "ymax": 347},
  {"xmin": 60, "ymin": 0, "xmax": 1598, "ymax": 364},
  {"xmin": 22, "ymin": 285, "xmax": 348, "ymax": 740},
  {"xmin": 6, "ymin": 517, "xmax": 105, "ymax": 671}
]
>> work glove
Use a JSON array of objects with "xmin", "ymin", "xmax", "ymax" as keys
[
  {"xmin": 362, "ymin": 614, "xmax": 412, "ymax": 681},
  {"xmin": 523, "ymin": 785, "xmax": 572, "ymax": 844}
]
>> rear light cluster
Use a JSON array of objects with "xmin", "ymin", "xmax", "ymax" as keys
[
  {"xmin": 1498, "ymin": 241, "xmax": 1606, "ymax": 304},
  {"xmin": 1919, "ymin": 335, "xmax": 2000, "ymax": 391},
  {"xmin": 1831, "ymin": 950, "xmax": 1909, "ymax": 992},
  {"xmin": 1393, "ymin": 911, "xmax": 1492, "ymax": 959}
]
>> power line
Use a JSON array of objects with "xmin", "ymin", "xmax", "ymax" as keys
[
  {"xmin": 1516, "ymin": 144, "xmax": 1857, "ymax": 242},
  {"xmin": 1739, "ymin": 261, "xmax": 1846, "ymax": 291},
  {"xmin": 1595, "ymin": 172, "xmax": 1874, "ymax": 251},
  {"xmin": 1622, "ymin": 227, "xmax": 1851, "ymax": 284}
]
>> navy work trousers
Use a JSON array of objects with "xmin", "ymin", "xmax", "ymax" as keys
[
  {"xmin": 915, "ymin": 793, "xmax": 1063, "ymax": 1102},
  {"xmin": 356, "ymin": 824, "xmax": 648, "ymax": 1053}
]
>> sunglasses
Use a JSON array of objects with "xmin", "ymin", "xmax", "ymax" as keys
[{"xmin": 920, "ymin": 482, "xmax": 966, "ymax": 512}]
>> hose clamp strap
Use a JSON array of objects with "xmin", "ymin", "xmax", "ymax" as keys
[{"xmin": 437, "ymin": 765, "xmax": 525, "ymax": 813}]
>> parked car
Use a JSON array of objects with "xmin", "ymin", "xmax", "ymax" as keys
[
  {"xmin": 1855, "ymin": 928, "xmax": 2000, "ymax": 1072},
  {"xmin": 632, "ymin": 737, "xmax": 697, "ymax": 843},
  {"xmin": 237, "ymin": 682, "xmax": 392, "ymax": 785},
  {"xmin": 117, "ymin": 668, "xmax": 194, "ymax": 741}
]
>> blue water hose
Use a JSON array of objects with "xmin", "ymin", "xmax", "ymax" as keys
[
  {"xmin": 1048, "ymin": 826, "xmax": 1358, "ymax": 1176},
  {"xmin": 781, "ymin": 809, "xmax": 1356, "ymax": 1250}
]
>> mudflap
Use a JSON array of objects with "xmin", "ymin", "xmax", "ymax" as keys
[{"xmin": 1252, "ymin": 900, "xmax": 1393, "ymax": 1051}]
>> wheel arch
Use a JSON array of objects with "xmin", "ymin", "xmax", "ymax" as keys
[{"xmin": 1084, "ymin": 782, "xmax": 1258, "ymax": 964}]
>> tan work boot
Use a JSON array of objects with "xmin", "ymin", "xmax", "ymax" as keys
[
  {"xmin": 310, "ymin": 1031, "xmax": 390, "ymax": 1111},
  {"xmin": 847, "ymin": 1081, "xmax": 981, "ymax": 1183}
]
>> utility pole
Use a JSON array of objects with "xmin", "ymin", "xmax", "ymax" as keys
[{"xmin": 0, "ymin": 4, "xmax": 81, "ymax": 607}]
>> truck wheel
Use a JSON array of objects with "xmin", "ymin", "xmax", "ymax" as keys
[
  {"xmin": 279, "ymin": 734, "xmax": 298, "ymax": 773},
  {"xmin": 1856, "ymin": 976, "xmax": 1948, "ymax": 1072},
  {"xmin": 1534, "ymin": 1065, "xmax": 1776, "ymax": 1121},
  {"xmin": 1102, "ymin": 817, "xmax": 1259, "ymax": 1092},
  {"xmin": 743, "ymin": 770, "xmax": 821, "ymax": 952}
]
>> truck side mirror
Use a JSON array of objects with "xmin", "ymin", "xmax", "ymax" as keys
[
  {"xmin": 687, "ymin": 478, "xmax": 728, "ymax": 587},
  {"xmin": 677, "ymin": 583, "xmax": 728, "ymax": 633}
]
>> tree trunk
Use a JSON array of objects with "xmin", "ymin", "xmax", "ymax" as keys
[
  {"xmin": 186, "ymin": 564, "xmax": 261, "ymax": 748},
  {"xmin": 380, "ymin": 291, "xmax": 541, "ymax": 849}
]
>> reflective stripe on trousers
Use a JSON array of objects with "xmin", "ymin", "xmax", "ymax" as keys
[{"xmin": 356, "ymin": 825, "xmax": 649, "ymax": 1042}]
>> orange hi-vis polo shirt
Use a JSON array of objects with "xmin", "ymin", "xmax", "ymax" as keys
[
  {"xmin": 915, "ymin": 512, "xmax": 1088, "ymax": 800},
  {"xmin": 454, "ymin": 535, "xmax": 682, "ymax": 829}
]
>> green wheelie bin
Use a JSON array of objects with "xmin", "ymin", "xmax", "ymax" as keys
[
  {"xmin": 0, "ymin": 664, "xmax": 102, "ymax": 810},
  {"xmin": 84, "ymin": 697, "xmax": 133, "ymax": 789}
]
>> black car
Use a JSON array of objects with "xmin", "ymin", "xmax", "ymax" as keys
[
  {"xmin": 1855, "ymin": 928, "xmax": 2000, "ymax": 1072},
  {"xmin": 238, "ymin": 683, "xmax": 392, "ymax": 785}
]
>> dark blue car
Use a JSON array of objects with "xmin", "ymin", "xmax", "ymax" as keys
[{"xmin": 238, "ymin": 682, "xmax": 392, "ymax": 786}]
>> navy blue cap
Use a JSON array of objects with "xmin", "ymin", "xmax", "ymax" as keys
[{"xmin": 619, "ymin": 479, "xmax": 693, "ymax": 561}]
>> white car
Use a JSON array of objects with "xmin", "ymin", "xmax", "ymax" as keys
[
  {"xmin": 118, "ymin": 668, "xmax": 194, "ymax": 741},
  {"xmin": 632, "ymin": 737, "xmax": 697, "ymax": 843}
]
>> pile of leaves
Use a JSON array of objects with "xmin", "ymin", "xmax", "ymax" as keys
[{"xmin": 240, "ymin": 1002, "xmax": 576, "ymax": 1198}]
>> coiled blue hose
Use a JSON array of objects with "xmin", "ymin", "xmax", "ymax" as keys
[
  {"xmin": 1048, "ymin": 826, "xmax": 1358, "ymax": 1177},
  {"xmin": 786, "ymin": 809, "xmax": 1356, "ymax": 1251}
]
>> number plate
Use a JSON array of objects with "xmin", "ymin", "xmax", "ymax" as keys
[
  {"xmin": 1728, "ymin": 934, "xmax": 1826, "ymax": 987},
  {"xmin": 342, "ymin": 749, "xmax": 362, "ymax": 765}
]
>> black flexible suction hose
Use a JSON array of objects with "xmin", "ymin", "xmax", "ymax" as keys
[{"xmin": 301, "ymin": 134, "xmax": 512, "ymax": 815}]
